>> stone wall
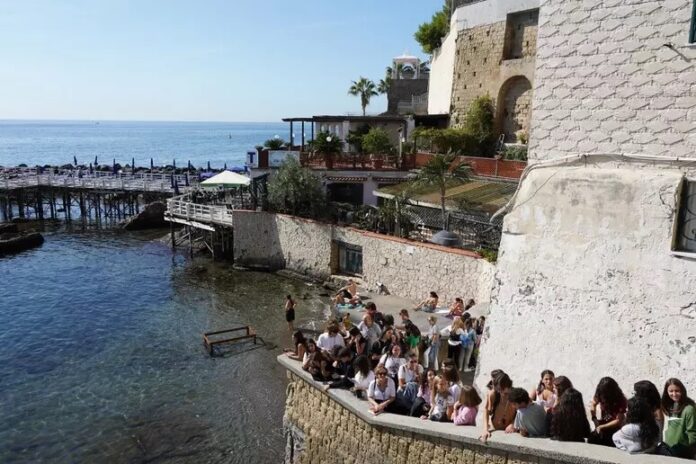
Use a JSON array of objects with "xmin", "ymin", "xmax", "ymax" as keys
[
  {"xmin": 529, "ymin": 0, "xmax": 696, "ymax": 161},
  {"xmin": 386, "ymin": 79, "xmax": 429, "ymax": 115},
  {"xmin": 231, "ymin": 212, "xmax": 495, "ymax": 304},
  {"xmin": 280, "ymin": 356, "xmax": 680, "ymax": 464}
]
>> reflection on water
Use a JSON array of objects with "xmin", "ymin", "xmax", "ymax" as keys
[{"xmin": 0, "ymin": 229, "xmax": 328, "ymax": 463}]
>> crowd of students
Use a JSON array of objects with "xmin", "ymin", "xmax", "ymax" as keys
[{"xmin": 285, "ymin": 306, "xmax": 696, "ymax": 460}]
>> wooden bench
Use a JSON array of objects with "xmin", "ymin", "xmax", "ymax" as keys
[{"xmin": 203, "ymin": 326, "xmax": 257, "ymax": 356}]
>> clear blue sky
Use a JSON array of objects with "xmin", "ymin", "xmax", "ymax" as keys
[{"xmin": 0, "ymin": 0, "xmax": 441, "ymax": 122}]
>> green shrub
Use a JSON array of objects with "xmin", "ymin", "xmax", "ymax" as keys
[
  {"xmin": 463, "ymin": 95, "xmax": 496, "ymax": 156},
  {"xmin": 268, "ymin": 158, "xmax": 327, "ymax": 218},
  {"xmin": 503, "ymin": 145, "xmax": 528, "ymax": 161},
  {"xmin": 411, "ymin": 127, "xmax": 477, "ymax": 155},
  {"xmin": 310, "ymin": 131, "xmax": 342, "ymax": 154},
  {"xmin": 362, "ymin": 128, "xmax": 394, "ymax": 155}
]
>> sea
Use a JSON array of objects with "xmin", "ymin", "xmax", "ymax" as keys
[
  {"xmin": 0, "ymin": 120, "xmax": 290, "ymax": 169},
  {"xmin": 0, "ymin": 121, "xmax": 329, "ymax": 464}
]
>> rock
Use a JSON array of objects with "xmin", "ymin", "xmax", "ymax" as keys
[
  {"xmin": 122, "ymin": 201, "xmax": 167, "ymax": 230},
  {"xmin": 0, "ymin": 223, "xmax": 19, "ymax": 234},
  {"xmin": 0, "ymin": 232, "xmax": 44, "ymax": 254}
]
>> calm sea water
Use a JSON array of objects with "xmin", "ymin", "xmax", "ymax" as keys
[
  {"xmin": 0, "ymin": 120, "xmax": 288, "ymax": 168},
  {"xmin": 0, "ymin": 228, "xmax": 329, "ymax": 463}
]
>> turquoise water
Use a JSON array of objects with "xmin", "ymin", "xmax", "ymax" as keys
[
  {"xmin": 0, "ymin": 120, "xmax": 288, "ymax": 168},
  {"xmin": 0, "ymin": 228, "xmax": 329, "ymax": 463}
]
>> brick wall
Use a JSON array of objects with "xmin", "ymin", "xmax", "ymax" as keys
[{"xmin": 529, "ymin": 0, "xmax": 696, "ymax": 161}]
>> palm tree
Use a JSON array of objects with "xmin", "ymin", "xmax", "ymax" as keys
[
  {"xmin": 415, "ymin": 151, "xmax": 470, "ymax": 228},
  {"xmin": 378, "ymin": 78, "xmax": 391, "ymax": 95},
  {"xmin": 348, "ymin": 77, "xmax": 378, "ymax": 116}
]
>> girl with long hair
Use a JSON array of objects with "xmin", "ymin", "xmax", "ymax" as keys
[
  {"xmin": 480, "ymin": 372, "xmax": 515, "ymax": 442},
  {"xmin": 284, "ymin": 330, "xmax": 307, "ymax": 361},
  {"xmin": 550, "ymin": 388, "xmax": 590, "ymax": 442},
  {"xmin": 662, "ymin": 378, "xmax": 696, "ymax": 458},
  {"xmin": 634, "ymin": 380, "xmax": 664, "ymax": 432},
  {"xmin": 588, "ymin": 376, "xmax": 627, "ymax": 447},
  {"xmin": 350, "ymin": 355, "xmax": 374, "ymax": 399},
  {"xmin": 613, "ymin": 397, "xmax": 660, "ymax": 453},
  {"xmin": 409, "ymin": 369, "xmax": 436, "ymax": 417},
  {"xmin": 529, "ymin": 369, "xmax": 556, "ymax": 411},
  {"xmin": 424, "ymin": 375, "xmax": 454, "ymax": 422},
  {"xmin": 453, "ymin": 385, "xmax": 483, "ymax": 426}
]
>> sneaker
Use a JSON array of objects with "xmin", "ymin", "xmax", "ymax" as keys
[{"xmin": 464, "ymin": 368, "xmax": 473, "ymax": 373}]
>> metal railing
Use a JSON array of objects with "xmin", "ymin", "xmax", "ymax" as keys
[
  {"xmin": 166, "ymin": 193, "xmax": 234, "ymax": 226},
  {"xmin": 0, "ymin": 171, "xmax": 198, "ymax": 192}
]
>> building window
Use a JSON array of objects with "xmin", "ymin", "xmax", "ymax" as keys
[
  {"xmin": 336, "ymin": 241, "xmax": 363, "ymax": 276},
  {"xmin": 691, "ymin": 1, "xmax": 696, "ymax": 43},
  {"xmin": 674, "ymin": 178, "xmax": 696, "ymax": 253}
]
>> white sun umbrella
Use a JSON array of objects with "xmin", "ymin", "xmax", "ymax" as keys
[{"xmin": 200, "ymin": 170, "xmax": 251, "ymax": 188}]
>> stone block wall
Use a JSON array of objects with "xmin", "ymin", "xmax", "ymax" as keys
[
  {"xmin": 231, "ymin": 212, "xmax": 495, "ymax": 304},
  {"xmin": 529, "ymin": 0, "xmax": 696, "ymax": 161},
  {"xmin": 280, "ymin": 357, "xmax": 679, "ymax": 464}
]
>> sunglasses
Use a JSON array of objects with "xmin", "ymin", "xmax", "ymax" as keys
[{"xmin": 376, "ymin": 373, "xmax": 387, "ymax": 377}]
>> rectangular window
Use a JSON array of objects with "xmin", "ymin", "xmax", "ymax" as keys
[
  {"xmin": 673, "ymin": 179, "xmax": 696, "ymax": 253},
  {"xmin": 337, "ymin": 242, "xmax": 363, "ymax": 276},
  {"xmin": 691, "ymin": 1, "xmax": 696, "ymax": 43}
]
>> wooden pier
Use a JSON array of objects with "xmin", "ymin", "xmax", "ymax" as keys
[
  {"xmin": 203, "ymin": 326, "xmax": 257, "ymax": 356},
  {"xmin": 0, "ymin": 169, "xmax": 198, "ymax": 225}
]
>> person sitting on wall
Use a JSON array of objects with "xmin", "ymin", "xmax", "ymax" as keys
[
  {"xmin": 453, "ymin": 385, "xmax": 483, "ymax": 426},
  {"xmin": 588, "ymin": 377, "xmax": 628, "ymax": 448},
  {"xmin": 324, "ymin": 347, "xmax": 356, "ymax": 391},
  {"xmin": 379, "ymin": 344, "xmax": 406, "ymax": 386},
  {"xmin": 333, "ymin": 278, "xmax": 360, "ymax": 306},
  {"xmin": 480, "ymin": 372, "xmax": 516, "ymax": 443},
  {"xmin": 506, "ymin": 387, "xmax": 549, "ymax": 437},
  {"xmin": 447, "ymin": 297, "xmax": 464, "ymax": 317},
  {"xmin": 284, "ymin": 330, "xmax": 307, "ymax": 362},
  {"xmin": 661, "ymin": 377, "xmax": 696, "ymax": 458},
  {"xmin": 529, "ymin": 370, "xmax": 557, "ymax": 412},
  {"xmin": 316, "ymin": 322, "xmax": 345, "ymax": 360},
  {"xmin": 414, "ymin": 291, "xmax": 438, "ymax": 312},
  {"xmin": 346, "ymin": 327, "xmax": 367, "ymax": 357},
  {"xmin": 549, "ymin": 387, "xmax": 591, "ymax": 442},
  {"xmin": 302, "ymin": 338, "xmax": 332, "ymax": 381},
  {"xmin": 612, "ymin": 397, "xmax": 660, "ymax": 453},
  {"xmin": 397, "ymin": 352, "xmax": 423, "ymax": 390},
  {"xmin": 367, "ymin": 366, "xmax": 397, "ymax": 416},
  {"xmin": 409, "ymin": 369, "xmax": 436, "ymax": 418},
  {"xmin": 357, "ymin": 314, "xmax": 382, "ymax": 352},
  {"xmin": 423, "ymin": 375, "xmax": 455, "ymax": 422},
  {"xmin": 395, "ymin": 309, "xmax": 421, "ymax": 359},
  {"xmin": 350, "ymin": 355, "xmax": 375, "ymax": 399}
]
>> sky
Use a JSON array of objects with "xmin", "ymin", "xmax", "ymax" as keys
[{"xmin": 0, "ymin": 0, "xmax": 442, "ymax": 122}]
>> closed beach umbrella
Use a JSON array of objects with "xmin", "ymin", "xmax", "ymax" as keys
[
  {"xmin": 174, "ymin": 179, "xmax": 180, "ymax": 195},
  {"xmin": 170, "ymin": 173, "xmax": 175, "ymax": 188},
  {"xmin": 112, "ymin": 159, "xmax": 117, "ymax": 174},
  {"xmin": 224, "ymin": 163, "xmax": 227, "ymax": 170},
  {"xmin": 74, "ymin": 155, "xmax": 78, "ymax": 166},
  {"xmin": 150, "ymin": 157, "xmax": 154, "ymax": 170},
  {"xmin": 132, "ymin": 157, "xmax": 135, "ymax": 173},
  {"xmin": 207, "ymin": 161, "xmax": 211, "ymax": 171},
  {"xmin": 185, "ymin": 173, "xmax": 189, "ymax": 186},
  {"xmin": 188, "ymin": 160, "xmax": 192, "ymax": 171},
  {"xmin": 89, "ymin": 163, "xmax": 93, "ymax": 174},
  {"xmin": 94, "ymin": 155, "xmax": 98, "ymax": 166},
  {"xmin": 173, "ymin": 159, "xmax": 176, "ymax": 170}
]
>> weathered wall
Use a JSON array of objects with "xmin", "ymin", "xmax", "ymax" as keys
[
  {"xmin": 232, "ymin": 212, "xmax": 495, "ymax": 304},
  {"xmin": 529, "ymin": 0, "xmax": 696, "ymax": 161},
  {"xmin": 478, "ymin": 162, "xmax": 696, "ymax": 406},
  {"xmin": 280, "ymin": 356, "xmax": 680, "ymax": 464},
  {"xmin": 386, "ymin": 79, "xmax": 428, "ymax": 115},
  {"xmin": 428, "ymin": 0, "xmax": 540, "ymax": 118}
]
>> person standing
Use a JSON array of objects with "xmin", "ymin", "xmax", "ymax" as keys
[{"xmin": 284, "ymin": 295, "xmax": 296, "ymax": 332}]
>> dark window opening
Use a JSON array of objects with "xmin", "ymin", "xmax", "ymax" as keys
[
  {"xmin": 674, "ymin": 179, "xmax": 696, "ymax": 253},
  {"xmin": 337, "ymin": 241, "xmax": 363, "ymax": 276},
  {"xmin": 691, "ymin": 0, "xmax": 696, "ymax": 43}
]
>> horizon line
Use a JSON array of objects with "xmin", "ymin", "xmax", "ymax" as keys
[{"xmin": 0, "ymin": 118, "xmax": 284, "ymax": 124}]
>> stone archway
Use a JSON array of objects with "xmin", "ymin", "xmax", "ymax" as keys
[{"xmin": 497, "ymin": 76, "xmax": 533, "ymax": 142}]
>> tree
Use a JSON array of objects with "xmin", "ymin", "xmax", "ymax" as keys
[
  {"xmin": 414, "ymin": 3, "xmax": 451, "ymax": 54},
  {"xmin": 268, "ymin": 157, "xmax": 327, "ymax": 218},
  {"xmin": 463, "ymin": 95, "xmax": 496, "ymax": 156},
  {"xmin": 377, "ymin": 78, "xmax": 391, "ymax": 95},
  {"xmin": 361, "ymin": 128, "xmax": 393, "ymax": 155},
  {"xmin": 348, "ymin": 77, "xmax": 378, "ymax": 116},
  {"xmin": 378, "ymin": 187, "xmax": 414, "ymax": 238},
  {"xmin": 310, "ymin": 131, "xmax": 342, "ymax": 155},
  {"xmin": 415, "ymin": 152, "xmax": 470, "ymax": 227},
  {"xmin": 264, "ymin": 137, "xmax": 286, "ymax": 150}
]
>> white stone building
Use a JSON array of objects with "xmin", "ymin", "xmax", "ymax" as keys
[{"xmin": 478, "ymin": 0, "xmax": 696, "ymax": 400}]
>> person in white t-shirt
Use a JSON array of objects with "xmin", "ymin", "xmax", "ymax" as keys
[
  {"xmin": 398, "ymin": 352, "xmax": 424, "ymax": 389},
  {"xmin": 351, "ymin": 355, "xmax": 375, "ymax": 399},
  {"xmin": 368, "ymin": 366, "xmax": 396, "ymax": 415},
  {"xmin": 316, "ymin": 323, "xmax": 345, "ymax": 359},
  {"xmin": 423, "ymin": 375, "xmax": 454, "ymax": 422},
  {"xmin": 379, "ymin": 344, "xmax": 406, "ymax": 382}
]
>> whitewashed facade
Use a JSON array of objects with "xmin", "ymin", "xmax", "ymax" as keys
[{"xmin": 478, "ymin": 0, "xmax": 696, "ymax": 399}]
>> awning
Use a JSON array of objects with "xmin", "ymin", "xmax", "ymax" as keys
[{"xmin": 200, "ymin": 170, "xmax": 251, "ymax": 187}]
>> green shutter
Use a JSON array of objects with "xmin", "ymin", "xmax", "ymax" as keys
[{"xmin": 691, "ymin": 0, "xmax": 696, "ymax": 43}]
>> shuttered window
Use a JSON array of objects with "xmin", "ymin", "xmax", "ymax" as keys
[
  {"xmin": 691, "ymin": 0, "xmax": 696, "ymax": 43},
  {"xmin": 674, "ymin": 179, "xmax": 696, "ymax": 253}
]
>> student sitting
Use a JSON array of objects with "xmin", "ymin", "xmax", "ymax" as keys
[
  {"xmin": 447, "ymin": 297, "xmax": 464, "ymax": 317},
  {"xmin": 378, "ymin": 344, "xmax": 406, "ymax": 384},
  {"xmin": 661, "ymin": 377, "xmax": 696, "ymax": 458},
  {"xmin": 324, "ymin": 347, "xmax": 355, "ymax": 391},
  {"xmin": 529, "ymin": 370, "xmax": 557, "ymax": 411},
  {"xmin": 350, "ymin": 355, "xmax": 374, "ymax": 399},
  {"xmin": 397, "ymin": 352, "xmax": 423, "ymax": 389},
  {"xmin": 589, "ymin": 377, "xmax": 627, "ymax": 447},
  {"xmin": 506, "ymin": 387, "xmax": 548, "ymax": 437},
  {"xmin": 302, "ymin": 339, "xmax": 331, "ymax": 381},
  {"xmin": 423, "ymin": 375, "xmax": 454, "ymax": 422},
  {"xmin": 316, "ymin": 323, "xmax": 345, "ymax": 360},
  {"xmin": 365, "ymin": 302, "xmax": 385, "ymax": 328},
  {"xmin": 550, "ymin": 388, "xmax": 590, "ymax": 442},
  {"xmin": 347, "ymin": 327, "xmax": 367, "ymax": 357},
  {"xmin": 333, "ymin": 279, "xmax": 360, "ymax": 306},
  {"xmin": 414, "ymin": 291, "xmax": 438, "ymax": 312},
  {"xmin": 480, "ymin": 372, "xmax": 516, "ymax": 442},
  {"xmin": 357, "ymin": 314, "xmax": 382, "ymax": 352},
  {"xmin": 368, "ymin": 366, "xmax": 397, "ymax": 415},
  {"xmin": 284, "ymin": 330, "xmax": 307, "ymax": 361},
  {"xmin": 613, "ymin": 397, "xmax": 660, "ymax": 454},
  {"xmin": 633, "ymin": 380, "xmax": 664, "ymax": 435},
  {"xmin": 396, "ymin": 309, "xmax": 421, "ymax": 358},
  {"xmin": 409, "ymin": 369, "xmax": 435, "ymax": 417},
  {"xmin": 453, "ymin": 385, "xmax": 482, "ymax": 426}
]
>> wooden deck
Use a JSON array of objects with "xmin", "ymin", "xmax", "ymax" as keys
[
  {"xmin": 165, "ymin": 194, "xmax": 234, "ymax": 231},
  {"xmin": 0, "ymin": 170, "xmax": 198, "ymax": 193}
]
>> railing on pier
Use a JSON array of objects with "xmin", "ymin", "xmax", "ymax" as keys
[
  {"xmin": 166, "ymin": 193, "xmax": 234, "ymax": 227},
  {"xmin": 0, "ymin": 171, "xmax": 198, "ymax": 193}
]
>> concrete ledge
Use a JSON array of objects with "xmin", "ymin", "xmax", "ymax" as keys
[{"xmin": 279, "ymin": 355, "xmax": 690, "ymax": 464}]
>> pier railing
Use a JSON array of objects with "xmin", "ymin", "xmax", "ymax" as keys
[
  {"xmin": 166, "ymin": 194, "xmax": 234, "ymax": 227},
  {"xmin": 0, "ymin": 171, "xmax": 198, "ymax": 193}
]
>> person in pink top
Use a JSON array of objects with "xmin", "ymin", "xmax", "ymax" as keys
[{"xmin": 454, "ymin": 385, "xmax": 483, "ymax": 426}]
